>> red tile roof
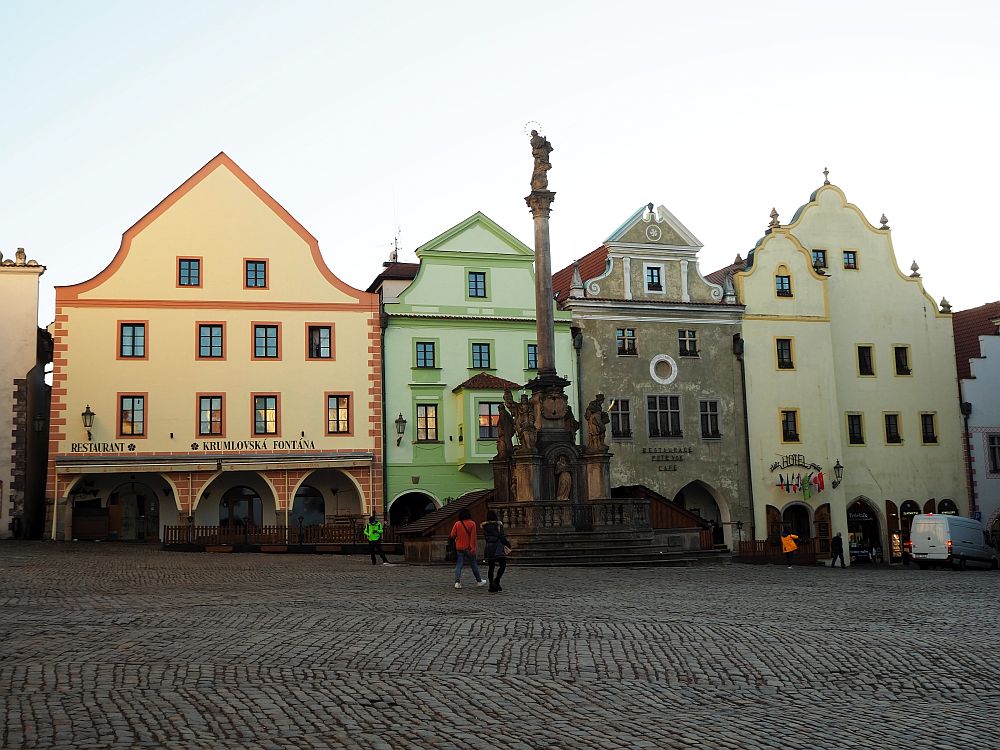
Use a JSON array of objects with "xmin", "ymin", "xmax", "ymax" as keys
[
  {"xmin": 705, "ymin": 254, "xmax": 745, "ymax": 287},
  {"xmin": 452, "ymin": 372, "xmax": 522, "ymax": 392},
  {"xmin": 552, "ymin": 246, "xmax": 608, "ymax": 304},
  {"xmin": 953, "ymin": 301, "xmax": 1000, "ymax": 380},
  {"xmin": 366, "ymin": 262, "xmax": 419, "ymax": 292}
]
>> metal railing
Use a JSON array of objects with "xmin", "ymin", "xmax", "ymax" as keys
[
  {"xmin": 491, "ymin": 500, "xmax": 650, "ymax": 533},
  {"xmin": 163, "ymin": 522, "xmax": 400, "ymax": 547}
]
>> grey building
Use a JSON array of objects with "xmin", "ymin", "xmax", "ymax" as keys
[{"xmin": 553, "ymin": 204, "xmax": 750, "ymax": 548}]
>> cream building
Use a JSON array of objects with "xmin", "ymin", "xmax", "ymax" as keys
[
  {"xmin": 1, "ymin": 248, "xmax": 50, "ymax": 538},
  {"xmin": 734, "ymin": 178, "xmax": 967, "ymax": 564},
  {"xmin": 46, "ymin": 154, "xmax": 382, "ymax": 542}
]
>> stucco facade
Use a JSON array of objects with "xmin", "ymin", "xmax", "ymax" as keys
[
  {"xmin": 46, "ymin": 153, "xmax": 382, "ymax": 541},
  {"xmin": 555, "ymin": 205, "xmax": 750, "ymax": 549},
  {"xmin": 0, "ymin": 248, "xmax": 50, "ymax": 538},
  {"xmin": 954, "ymin": 305, "xmax": 1000, "ymax": 539},
  {"xmin": 372, "ymin": 213, "xmax": 576, "ymax": 525},
  {"xmin": 735, "ymin": 182, "xmax": 968, "ymax": 563}
]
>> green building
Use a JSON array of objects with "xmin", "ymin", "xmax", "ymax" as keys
[{"xmin": 368, "ymin": 212, "xmax": 577, "ymax": 526}]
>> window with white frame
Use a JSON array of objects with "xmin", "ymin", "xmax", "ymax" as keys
[{"xmin": 699, "ymin": 400, "xmax": 720, "ymax": 439}]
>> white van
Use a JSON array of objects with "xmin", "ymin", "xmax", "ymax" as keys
[{"xmin": 909, "ymin": 514, "xmax": 998, "ymax": 570}]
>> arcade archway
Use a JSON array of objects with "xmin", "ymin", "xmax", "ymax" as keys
[
  {"xmin": 847, "ymin": 498, "xmax": 881, "ymax": 562},
  {"xmin": 389, "ymin": 492, "xmax": 438, "ymax": 528},
  {"xmin": 673, "ymin": 481, "xmax": 729, "ymax": 546}
]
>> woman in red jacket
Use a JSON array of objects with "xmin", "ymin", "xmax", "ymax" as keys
[{"xmin": 450, "ymin": 508, "xmax": 488, "ymax": 589}]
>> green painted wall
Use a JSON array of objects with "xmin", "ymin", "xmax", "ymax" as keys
[{"xmin": 382, "ymin": 212, "xmax": 577, "ymax": 511}]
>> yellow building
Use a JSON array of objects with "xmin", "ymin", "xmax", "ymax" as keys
[
  {"xmin": 46, "ymin": 154, "xmax": 382, "ymax": 542},
  {"xmin": 734, "ymin": 179, "xmax": 967, "ymax": 564}
]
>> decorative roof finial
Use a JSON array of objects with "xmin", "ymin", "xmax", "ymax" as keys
[
  {"xmin": 940, "ymin": 297, "xmax": 952, "ymax": 313},
  {"xmin": 880, "ymin": 213, "xmax": 890, "ymax": 230},
  {"xmin": 570, "ymin": 260, "xmax": 585, "ymax": 296},
  {"xmin": 910, "ymin": 261, "xmax": 920, "ymax": 278},
  {"xmin": 823, "ymin": 167, "xmax": 830, "ymax": 185},
  {"xmin": 767, "ymin": 207, "xmax": 780, "ymax": 230}
]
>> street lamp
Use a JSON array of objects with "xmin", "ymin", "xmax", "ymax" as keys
[
  {"xmin": 81, "ymin": 405, "xmax": 95, "ymax": 442},
  {"xmin": 395, "ymin": 413, "xmax": 407, "ymax": 446},
  {"xmin": 832, "ymin": 459, "xmax": 844, "ymax": 489}
]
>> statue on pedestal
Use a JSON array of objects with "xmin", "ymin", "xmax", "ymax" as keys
[
  {"xmin": 584, "ymin": 393, "xmax": 610, "ymax": 451},
  {"xmin": 554, "ymin": 455, "xmax": 572, "ymax": 501},
  {"xmin": 505, "ymin": 389, "xmax": 537, "ymax": 453},
  {"xmin": 496, "ymin": 399, "xmax": 516, "ymax": 460},
  {"xmin": 530, "ymin": 130, "xmax": 553, "ymax": 191}
]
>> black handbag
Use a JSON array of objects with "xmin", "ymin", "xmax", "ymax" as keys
[{"xmin": 445, "ymin": 536, "xmax": 457, "ymax": 562}]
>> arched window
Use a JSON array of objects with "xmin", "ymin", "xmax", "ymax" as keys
[
  {"xmin": 937, "ymin": 498, "xmax": 958, "ymax": 516},
  {"xmin": 220, "ymin": 486, "xmax": 262, "ymax": 528},
  {"xmin": 291, "ymin": 485, "xmax": 326, "ymax": 525},
  {"xmin": 782, "ymin": 504, "xmax": 810, "ymax": 539}
]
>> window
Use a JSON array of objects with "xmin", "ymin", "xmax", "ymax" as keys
[
  {"xmin": 847, "ymin": 414, "xmax": 865, "ymax": 445},
  {"xmin": 857, "ymin": 345, "xmax": 875, "ymax": 376},
  {"xmin": 119, "ymin": 323, "xmax": 146, "ymax": 358},
  {"xmin": 811, "ymin": 249, "xmax": 827, "ymax": 268},
  {"xmin": 616, "ymin": 328, "xmax": 637, "ymax": 356},
  {"xmin": 198, "ymin": 324, "xmax": 224, "ymax": 359},
  {"xmin": 326, "ymin": 395, "xmax": 350, "ymax": 434},
  {"xmin": 645, "ymin": 265, "xmax": 663, "ymax": 291},
  {"xmin": 647, "ymin": 395, "xmax": 682, "ymax": 438},
  {"xmin": 253, "ymin": 395, "xmax": 278, "ymax": 435},
  {"xmin": 921, "ymin": 413, "xmax": 938, "ymax": 445},
  {"xmin": 245, "ymin": 260, "xmax": 268, "ymax": 288},
  {"xmin": 781, "ymin": 410, "xmax": 799, "ymax": 442},
  {"xmin": 776, "ymin": 338, "xmax": 794, "ymax": 369},
  {"xmin": 198, "ymin": 395, "xmax": 223, "ymax": 436},
  {"xmin": 468, "ymin": 271, "xmax": 487, "ymax": 298},
  {"xmin": 526, "ymin": 343, "xmax": 538, "ymax": 370},
  {"xmin": 308, "ymin": 326, "xmax": 332, "ymax": 359},
  {"xmin": 894, "ymin": 346, "xmax": 911, "ymax": 375},
  {"xmin": 178, "ymin": 258, "xmax": 201, "ymax": 287},
  {"xmin": 884, "ymin": 413, "xmax": 902, "ymax": 444},
  {"xmin": 699, "ymin": 400, "xmax": 721, "ymax": 439},
  {"xmin": 119, "ymin": 395, "xmax": 145, "ymax": 437},
  {"xmin": 843, "ymin": 251, "xmax": 858, "ymax": 270},
  {"xmin": 416, "ymin": 341, "xmax": 436, "ymax": 368},
  {"xmin": 775, "ymin": 275, "xmax": 792, "ymax": 297},
  {"xmin": 989, "ymin": 435, "xmax": 1000, "ymax": 471},
  {"xmin": 254, "ymin": 324, "xmax": 280, "ymax": 359},
  {"xmin": 472, "ymin": 343, "xmax": 491, "ymax": 369},
  {"xmin": 678, "ymin": 330, "xmax": 698, "ymax": 357},
  {"xmin": 478, "ymin": 402, "xmax": 501, "ymax": 439},
  {"xmin": 416, "ymin": 404, "xmax": 438, "ymax": 441},
  {"xmin": 610, "ymin": 399, "xmax": 631, "ymax": 439}
]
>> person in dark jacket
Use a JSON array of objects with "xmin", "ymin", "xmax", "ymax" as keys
[
  {"xmin": 830, "ymin": 532, "xmax": 846, "ymax": 568},
  {"xmin": 481, "ymin": 510, "xmax": 511, "ymax": 593}
]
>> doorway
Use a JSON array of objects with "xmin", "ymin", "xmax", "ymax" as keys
[
  {"xmin": 389, "ymin": 492, "xmax": 437, "ymax": 528},
  {"xmin": 220, "ymin": 486, "xmax": 263, "ymax": 529},
  {"xmin": 782, "ymin": 504, "xmax": 811, "ymax": 540},
  {"xmin": 847, "ymin": 499, "xmax": 881, "ymax": 563},
  {"xmin": 108, "ymin": 482, "xmax": 159, "ymax": 541}
]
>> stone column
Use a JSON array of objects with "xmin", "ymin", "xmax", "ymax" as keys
[{"xmin": 526, "ymin": 190, "xmax": 557, "ymax": 377}]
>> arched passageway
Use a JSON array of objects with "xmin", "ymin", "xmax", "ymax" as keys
[
  {"xmin": 782, "ymin": 504, "xmax": 811, "ymax": 540},
  {"xmin": 673, "ymin": 481, "xmax": 729, "ymax": 546},
  {"xmin": 389, "ymin": 492, "xmax": 438, "ymax": 528}
]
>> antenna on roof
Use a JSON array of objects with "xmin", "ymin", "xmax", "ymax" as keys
[{"xmin": 385, "ymin": 227, "xmax": 401, "ymax": 266}]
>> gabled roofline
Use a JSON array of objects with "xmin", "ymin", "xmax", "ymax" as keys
[
  {"xmin": 605, "ymin": 204, "xmax": 703, "ymax": 248},
  {"xmin": 57, "ymin": 152, "xmax": 373, "ymax": 305},
  {"xmin": 415, "ymin": 211, "xmax": 533, "ymax": 257}
]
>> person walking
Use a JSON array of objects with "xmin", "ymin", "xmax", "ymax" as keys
[
  {"xmin": 364, "ymin": 515, "xmax": 390, "ymax": 565},
  {"xmin": 482, "ymin": 510, "xmax": 511, "ymax": 593},
  {"xmin": 781, "ymin": 529, "xmax": 799, "ymax": 568},
  {"xmin": 449, "ymin": 508, "xmax": 488, "ymax": 589},
  {"xmin": 830, "ymin": 532, "xmax": 846, "ymax": 568}
]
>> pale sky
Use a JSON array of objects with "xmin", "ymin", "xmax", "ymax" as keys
[{"xmin": 2, "ymin": 1, "xmax": 997, "ymax": 326}]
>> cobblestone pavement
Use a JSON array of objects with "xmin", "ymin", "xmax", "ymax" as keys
[{"xmin": 1, "ymin": 543, "xmax": 998, "ymax": 750}]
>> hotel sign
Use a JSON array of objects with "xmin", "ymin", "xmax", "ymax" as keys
[{"xmin": 70, "ymin": 437, "xmax": 318, "ymax": 453}]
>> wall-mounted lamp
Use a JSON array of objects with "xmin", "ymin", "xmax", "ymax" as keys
[
  {"xmin": 458, "ymin": 425, "xmax": 464, "ymax": 443},
  {"xmin": 832, "ymin": 459, "xmax": 844, "ymax": 489},
  {"xmin": 33, "ymin": 412, "xmax": 45, "ymax": 433},
  {"xmin": 81, "ymin": 405, "xmax": 95, "ymax": 441},
  {"xmin": 395, "ymin": 413, "xmax": 407, "ymax": 446}
]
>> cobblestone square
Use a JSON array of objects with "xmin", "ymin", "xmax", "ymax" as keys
[{"xmin": 1, "ymin": 543, "xmax": 997, "ymax": 749}]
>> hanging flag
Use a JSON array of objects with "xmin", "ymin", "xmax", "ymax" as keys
[{"xmin": 817, "ymin": 471, "xmax": 825, "ymax": 492}]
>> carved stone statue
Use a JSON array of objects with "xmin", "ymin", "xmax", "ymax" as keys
[
  {"xmin": 554, "ymin": 455, "xmax": 572, "ymax": 500},
  {"xmin": 529, "ymin": 129, "xmax": 553, "ymax": 191},
  {"xmin": 564, "ymin": 404, "xmax": 580, "ymax": 435},
  {"xmin": 496, "ymin": 399, "xmax": 516, "ymax": 460},
  {"xmin": 506, "ymin": 388, "xmax": 537, "ymax": 453},
  {"xmin": 584, "ymin": 393, "xmax": 610, "ymax": 451}
]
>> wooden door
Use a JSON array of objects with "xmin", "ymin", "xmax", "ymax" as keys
[{"xmin": 815, "ymin": 503, "xmax": 831, "ymax": 558}]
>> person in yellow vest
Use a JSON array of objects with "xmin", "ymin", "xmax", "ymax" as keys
[
  {"xmin": 781, "ymin": 529, "xmax": 799, "ymax": 568},
  {"xmin": 364, "ymin": 515, "xmax": 390, "ymax": 565}
]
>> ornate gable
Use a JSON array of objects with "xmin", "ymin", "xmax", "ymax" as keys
[{"xmin": 605, "ymin": 204, "xmax": 702, "ymax": 250}]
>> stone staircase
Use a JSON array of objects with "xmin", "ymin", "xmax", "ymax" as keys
[{"xmin": 506, "ymin": 529, "xmax": 731, "ymax": 567}]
